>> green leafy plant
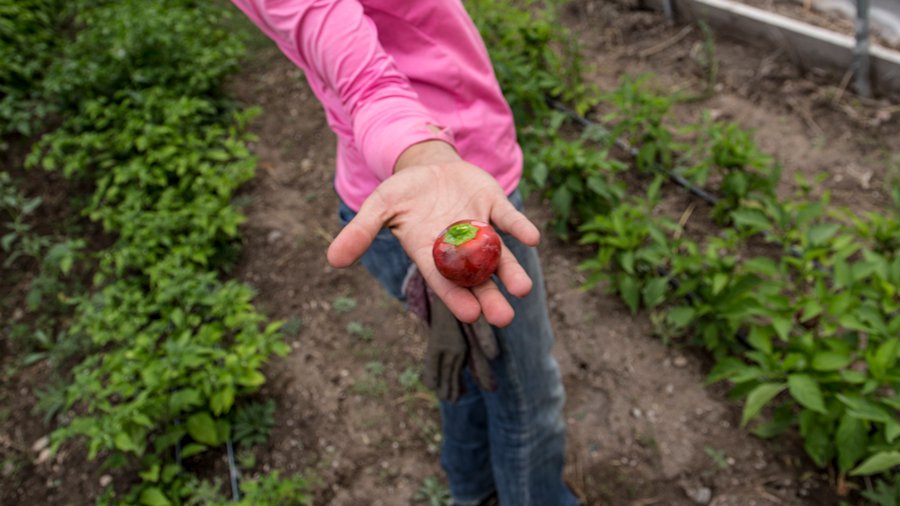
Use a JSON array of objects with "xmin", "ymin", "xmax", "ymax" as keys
[
  {"xmin": 0, "ymin": 0, "xmax": 70, "ymax": 134},
  {"xmin": 601, "ymin": 75, "xmax": 681, "ymax": 175},
  {"xmin": 415, "ymin": 476, "xmax": 451, "ymax": 506},
  {"xmin": 232, "ymin": 400, "xmax": 277, "ymax": 448},
  {"xmin": 468, "ymin": 1, "xmax": 900, "ymax": 494},
  {"xmin": 234, "ymin": 471, "xmax": 315, "ymax": 505},
  {"xmin": 862, "ymin": 474, "xmax": 900, "ymax": 506},
  {"xmin": 13, "ymin": 1, "xmax": 293, "ymax": 502},
  {"xmin": 1, "ymin": 171, "xmax": 48, "ymax": 268}
]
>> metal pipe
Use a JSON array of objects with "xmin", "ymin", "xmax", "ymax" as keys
[
  {"xmin": 662, "ymin": 0, "xmax": 676, "ymax": 23},
  {"xmin": 854, "ymin": 0, "xmax": 873, "ymax": 96}
]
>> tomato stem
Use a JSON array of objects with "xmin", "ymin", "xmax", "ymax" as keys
[{"xmin": 443, "ymin": 223, "xmax": 478, "ymax": 246}]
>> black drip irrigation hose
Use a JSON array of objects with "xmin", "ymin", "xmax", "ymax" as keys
[{"xmin": 547, "ymin": 99, "xmax": 720, "ymax": 206}]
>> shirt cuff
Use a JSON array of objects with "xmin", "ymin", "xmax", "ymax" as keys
[{"xmin": 353, "ymin": 97, "xmax": 456, "ymax": 181}]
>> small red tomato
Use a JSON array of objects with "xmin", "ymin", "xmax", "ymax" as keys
[{"xmin": 432, "ymin": 220, "xmax": 502, "ymax": 287}]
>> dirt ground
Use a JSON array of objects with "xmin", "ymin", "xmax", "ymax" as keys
[
  {"xmin": 2, "ymin": 1, "xmax": 898, "ymax": 505},
  {"xmin": 228, "ymin": 2, "xmax": 898, "ymax": 505}
]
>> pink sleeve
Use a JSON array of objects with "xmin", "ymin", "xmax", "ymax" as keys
[{"xmin": 230, "ymin": 0, "xmax": 455, "ymax": 180}]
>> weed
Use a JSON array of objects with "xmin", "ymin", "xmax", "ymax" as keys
[
  {"xmin": 703, "ymin": 446, "xmax": 730, "ymax": 470},
  {"xmin": 281, "ymin": 315, "xmax": 303, "ymax": 337},
  {"xmin": 347, "ymin": 321, "xmax": 374, "ymax": 341},
  {"xmin": 237, "ymin": 448, "xmax": 257, "ymax": 471},
  {"xmin": 861, "ymin": 474, "xmax": 900, "ymax": 506},
  {"xmin": 333, "ymin": 296, "xmax": 357, "ymax": 313},
  {"xmin": 232, "ymin": 400, "xmax": 277, "ymax": 448},
  {"xmin": 399, "ymin": 367, "xmax": 422, "ymax": 392},
  {"xmin": 34, "ymin": 377, "xmax": 67, "ymax": 424},
  {"xmin": 365, "ymin": 361, "xmax": 386, "ymax": 376},
  {"xmin": 415, "ymin": 476, "xmax": 450, "ymax": 506}
]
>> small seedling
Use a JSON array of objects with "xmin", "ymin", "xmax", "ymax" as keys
[
  {"xmin": 281, "ymin": 316, "xmax": 303, "ymax": 337},
  {"xmin": 333, "ymin": 296, "xmax": 357, "ymax": 313},
  {"xmin": 236, "ymin": 448, "xmax": 257, "ymax": 471},
  {"xmin": 346, "ymin": 321, "xmax": 374, "ymax": 341},
  {"xmin": 703, "ymin": 446, "xmax": 730, "ymax": 470},
  {"xmin": 365, "ymin": 361, "xmax": 385, "ymax": 376},
  {"xmin": 414, "ymin": 476, "xmax": 450, "ymax": 506},
  {"xmin": 399, "ymin": 367, "xmax": 422, "ymax": 392}
]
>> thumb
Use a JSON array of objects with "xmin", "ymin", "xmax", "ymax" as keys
[{"xmin": 327, "ymin": 191, "xmax": 389, "ymax": 268}]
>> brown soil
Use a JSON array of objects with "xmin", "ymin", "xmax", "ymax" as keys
[
  {"xmin": 225, "ymin": 2, "xmax": 897, "ymax": 505},
  {"xmin": 2, "ymin": 1, "xmax": 898, "ymax": 505}
]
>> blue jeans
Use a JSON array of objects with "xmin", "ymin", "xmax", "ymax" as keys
[{"xmin": 338, "ymin": 192, "xmax": 578, "ymax": 506}]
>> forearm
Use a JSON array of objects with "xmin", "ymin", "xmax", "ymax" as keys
[{"xmin": 231, "ymin": 0, "xmax": 454, "ymax": 180}]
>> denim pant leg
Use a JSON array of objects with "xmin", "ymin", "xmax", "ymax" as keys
[{"xmin": 481, "ymin": 229, "xmax": 577, "ymax": 506}]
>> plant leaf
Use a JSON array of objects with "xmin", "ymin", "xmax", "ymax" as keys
[
  {"xmin": 186, "ymin": 413, "xmax": 220, "ymax": 446},
  {"xmin": 812, "ymin": 351, "xmax": 852, "ymax": 371},
  {"xmin": 618, "ymin": 276, "xmax": 640, "ymax": 314},
  {"xmin": 741, "ymin": 382, "xmax": 787, "ymax": 427},
  {"xmin": 836, "ymin": 413, "xmax": 867, "ymax": 473},
  {"xmin": 787, "ymin": 374, "xmax": 826, "ymax": 414},
  {"xmin": 139, "ymin": 487, "xmax": 171, "ymax": 506},
  {"xmin": 850, "ymin": 451, "xmax": 900, "ymax": 476}
]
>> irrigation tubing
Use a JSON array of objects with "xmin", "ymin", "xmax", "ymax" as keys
[
  {"xmin": 172, "ymin": 419, "xmax": 242, "ymax": 502},
  {"xmin": 547, "ymin": 99, "xmax": 720, "ymax": 206},
  {"xmin": 227, "ymin": 436, "xmax": 241, "ymax": 501}
]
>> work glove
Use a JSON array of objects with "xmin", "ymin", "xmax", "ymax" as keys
[{"xmin": 403, "ymin": 266, "xmax": 499, "ymax": 402}]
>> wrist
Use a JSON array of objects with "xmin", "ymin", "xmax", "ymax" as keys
[{"xmin": 394, "ymin": 130, "xmax": 461, "ymax": 173}]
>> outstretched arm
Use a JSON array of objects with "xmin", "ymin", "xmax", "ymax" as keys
[
  {"xmin": 230, "ymin": 0, "xmax": 453, "ymax": 178},
  {"xmin": 232, "ymin": 0, "xmax": 541, "ymax": 326},
  {"xmin": 327, "ymin": 140, "xmax": 540, "ymax": 327}
]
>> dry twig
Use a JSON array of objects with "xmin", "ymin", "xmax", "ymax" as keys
[{"xmin": 639, "ymin": 25, "xmax": 694, "ymax": 58}]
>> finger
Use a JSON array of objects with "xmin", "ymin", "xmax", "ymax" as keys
[
  {"xmin": 495, "ymin": 245, "xmax": 533, "ymax": 298},
  {"xmin": 412, "ymin": 250, "xmax": 482, "ymax": 323},
  {"xmin": 471, "ymin": 280, "xmax": 515, "ymax": 328},
  {"xmin": 490, "ymin": 198, "xmax": 540, "ymax": 247},
  {"xmin": 326, "ymin": 191, "xmax": 388, "ymax": 268}
]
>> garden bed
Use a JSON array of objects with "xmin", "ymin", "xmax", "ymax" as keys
[{"xmin": 2, "ymin": 1, "xmax": 898, "ymax": 505}]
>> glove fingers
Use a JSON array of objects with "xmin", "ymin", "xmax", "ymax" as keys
[
  {"xmin": 424, "ymin": 292, "xmax": 468, "ymax": 403},
  {"xmin": 471, "ymin": 316, "xmax": 499, "ymax": 359},
  {"xmin": 463, "ymin": 323, "xmax": 497, "ymax": 392},
  {"xmin": 423, "ymin": 349, "xmax": 442, "ymax": 393},
  {"xmin": 424, "ymin": 351, "xmax": 463, "ymax": 402},
  {"xmin": 443, "ymin": 352, "xmax": 465, "ymax": 402}
]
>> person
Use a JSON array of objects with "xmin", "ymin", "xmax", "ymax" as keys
[{"xmin": 229, "ymin": 1, "xmax": 579, "ymax": 504}]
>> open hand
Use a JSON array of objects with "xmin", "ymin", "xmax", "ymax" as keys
[{"xmin": 326, "ymin": 155, "xmax": 540, "ymax": 327}]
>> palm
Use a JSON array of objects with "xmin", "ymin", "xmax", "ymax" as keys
[{"xmin": 327, "ymin": 161, "xmax": 539, "ymax": 327}]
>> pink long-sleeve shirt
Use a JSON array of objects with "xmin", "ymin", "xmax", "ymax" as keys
[{"xmin": 230, "ymin": 0, "xmax": 523, "ymax": 211}]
